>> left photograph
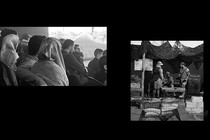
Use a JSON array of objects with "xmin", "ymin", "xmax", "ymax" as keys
[{"xmin": 0, "ymin": 27, "xmax": 107, "ymax": 86}]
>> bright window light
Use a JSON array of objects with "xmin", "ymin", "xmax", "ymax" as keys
[{"xmin": 48, "ymin": 27, "xmax": 107, "ymax": 67}]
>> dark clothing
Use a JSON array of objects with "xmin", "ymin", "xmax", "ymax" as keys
[
  {"xmin": 72, "ymin": 51, "xmax": 84, "ymax": 64},
  {"xmin": 62, "ymin": 51, "xmax": 87, "ymax": 76},
  {"xmin": 88, "ymin": 58, "xmax": 101, "ymax": 77},
  {"xmin": 153, "ymin": 67, "xmax": 162, "ymax": 81},
  {"xmin": 15, "ymin": 55, "xmax": 47, "ymax": 86},
  {"xmin": 163, "ymin": 76, "xmax": 174, "ymax": 87},
  {"xmin": 94, "ymin": 70, "xmax": 106, "ymax": 84},
  {"xmin": 0, "ymin": 61, "xmax": 18, "ymax": 86}
]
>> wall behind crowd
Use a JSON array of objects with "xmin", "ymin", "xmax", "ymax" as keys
[{"xmin": 0, "ymin": 27, "xmax": 49, "ymax": 37}]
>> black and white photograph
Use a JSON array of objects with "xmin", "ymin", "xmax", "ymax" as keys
[
  {"xmin": 131, "ymin": 41, "xmax": 204, "ymax": 121},
  {"xmin": 0, "ymin": 27, "xmax": 107, "ymax": 86}
]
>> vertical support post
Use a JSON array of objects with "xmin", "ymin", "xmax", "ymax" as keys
[{"xmin": 141, "ymin": 53, "xmax": 146, "ymax": 100}]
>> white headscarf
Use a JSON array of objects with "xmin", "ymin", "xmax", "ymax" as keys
[{"xmin": 0, "ymin": 34, "xmax": 19, "ymax": 70}]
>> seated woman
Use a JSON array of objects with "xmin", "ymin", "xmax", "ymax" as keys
[
  {"xmin": 31, "ymin": 37, "xmax": 69, "ymax": 86},
  {"xmin": 15, "ymin": 35, "xmax": 47, "ymax": 86},
  {"xmin": 0, "ymin": 34, "xmax": 19, "ymax": 86}
]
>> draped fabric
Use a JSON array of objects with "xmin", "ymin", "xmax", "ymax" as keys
[
  {"xmin": 0, "ymin": 34, "xmax": 19, "ymax": 70},
  {"xmin": 131, "ymin": 40, "xmax": 203, "ymax": 89},
  {"xmin": 31, "ymin": 60, "xmax": 68, "ymax": 86},
  {"xmin": 31, "ymin": 37, "xmax": 69, "ymax": 86},
  {"xmin": 131, "ymin": 40, "xmax": 203, "ymax": 60}
]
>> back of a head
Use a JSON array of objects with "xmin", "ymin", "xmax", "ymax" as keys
[
  {"xmin": 1, "ymin": 28, "xmax": 18, "ymax": 37},
  {"xmin": 59, "ymin": 38, "xmax": 65, "ymax": 45},
  {"xmin": 94, "ymin": 48, "xmax": 103, "ymax": 57},
  {"xmin": 62, "ymin": 39, "xmax": 74, "ymax": 50},
  {"xmin": 0, "ymin": 28, "xmax": 18, "ymax": 51},
  {"xmin": 28, "ymin": 35, "xmax": 46, "ymax": 56},
  {"xmin": 103, "ymin": 49, "xmax": 107, "ymax": 56},
  {"xmin": 20, "ymin": 33, "xmax": 32, "ymax": 42},
  {"xmin": 99, "ymin": 55, "xmax": 107, "ymax": 70}
]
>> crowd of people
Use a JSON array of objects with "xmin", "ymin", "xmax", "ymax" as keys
[{"xmin": 0, "ymin": 28, "xmax": 107, "ymax": 86}]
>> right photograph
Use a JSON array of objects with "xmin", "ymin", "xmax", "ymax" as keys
[{"xmin": 130, "ymin": 41, "xmax": 204, "ymax": 121}]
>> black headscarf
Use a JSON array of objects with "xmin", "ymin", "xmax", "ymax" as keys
[
  {"xmin": 28, "ymin": 35, "xmax": 46, "ymax": 56},
  {"xmin": 0, "ymin": 28, "xmax": 18, "ymax": 51}
]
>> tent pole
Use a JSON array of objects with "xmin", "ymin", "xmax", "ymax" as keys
[{"xmin": 141, "ymin": 53, "xmax": 145, "ymax": 100}]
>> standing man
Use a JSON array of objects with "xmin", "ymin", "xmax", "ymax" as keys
[
  {"xmin": 178, "ymin": 62, "xmax": 190, "ymax": 98},
  {"xmin": 152, "ymin": 61, "xmax": 164, "ymax": 98}
]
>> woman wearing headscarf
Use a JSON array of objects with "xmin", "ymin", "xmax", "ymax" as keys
[
  {"xmin": 31, "ymin": 37, "xmax": 69, "ymax": 86},
  {"xmin": 0, "ymin": 34, "xmax": 19, "ymax": 86},
  {"xmin": 0, "ymin": 28, "xmax": 18, "ymax": 51},
  {"xmin": 15, "ymin": 35, "xmax": 47, "ymax": 86},
  {"xmin": 16, "ymin": 33, "xmax": 32, "ymax": 58}
]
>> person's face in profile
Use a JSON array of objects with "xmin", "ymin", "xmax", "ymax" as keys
[
  {"xmin": 75, "ymin": 47, "xmax": 80, "ymax": 52},
  {"xmin": 180, "ymin": 64, "xmax": 184, "ymax": 68},
  {"xmin": 98, "ymin": 53, "xmax": 103, "ymax": 59}
]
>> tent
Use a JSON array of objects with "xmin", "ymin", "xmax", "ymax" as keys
[
  {"xmin": 131, "ymin": 40, "xmax": 203, "ymax": 92},
  {"xmin": 74, "ymin": 33, "xmax": 106, "ymax": 59}
]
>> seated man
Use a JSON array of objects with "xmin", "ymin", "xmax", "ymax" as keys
[
  {"xmin": 94, "ymin": 55, "xmax": 107, "ymax": 85},
  {"xmin": 72, "ymin": 44, "xmax": 84, "ymax": 64},
  {"xmin": 87, "ymin": 48, "xmax": 103, "ymax": 77},
  {"xmin": 163, "ymin": 71, "xmax": 174, "ymax": 88}
]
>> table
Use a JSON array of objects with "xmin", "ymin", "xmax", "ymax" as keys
[{"xmin": 161, "ymin": 87, "xmax": 185, "ymax": 98}]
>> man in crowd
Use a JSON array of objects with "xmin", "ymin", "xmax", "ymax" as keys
[
  {"xmin": 94, "ymin": 55, "xmax": 107, "ymax": 85},
  {"xmin": 87, "ymin": 48, "xmax": 103, "ymax": 77},
  {"xmin": 62, "ymin": 39, "xmax": 88, "ymax": 85},
  {"xmin": 72, "ymin": 44, "xmax": 84, "ymax": 64}
]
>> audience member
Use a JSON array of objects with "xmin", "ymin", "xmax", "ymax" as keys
[
  {"xmin": 59, "ymin": 38, "xmax": 65, "ymax": 46},
  {"xmin": 87, "ymin": 48, "xmax": 103, "ymax": 77},
  {"xmin": 72, "ymin": 44, "xmax": 84, "ymax": 64},
  {"xmin": 103, "ymin": 49, "xmax": 107, "ymax": 56},
  {"xmin": 94, "ymin": 55, "xmax": 107, "ymax": 85},
  {"xmin": 0, "ymin": 28, "xmax": 18, "ymax": 50},
  {"xmin": 62, "ymin": 39, "xmax": 88, "ymax": 85},
  {"xmin": 15, "ymin": 35, "xmax": 47, "ymax": 86},
  {"xmin": 31, "ymin": 37, "xmax": 69, "ymax": 86},
  {"xmin": 0, "ymin": 34, "xmax": 19, "ymax": 86},
  {"xmin": 16, "ymin": 33, "xmax": 32, "ymax": 57}
]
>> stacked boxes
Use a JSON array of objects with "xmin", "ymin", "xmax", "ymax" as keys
[{"xmin": 185, "ymin": 96, "xmax": 203, "ymax": 113}]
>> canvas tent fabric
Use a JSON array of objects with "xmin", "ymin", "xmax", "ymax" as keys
[{"xmin": 131, "ymin": 40, "xmax": 203, "ymax": 89}]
